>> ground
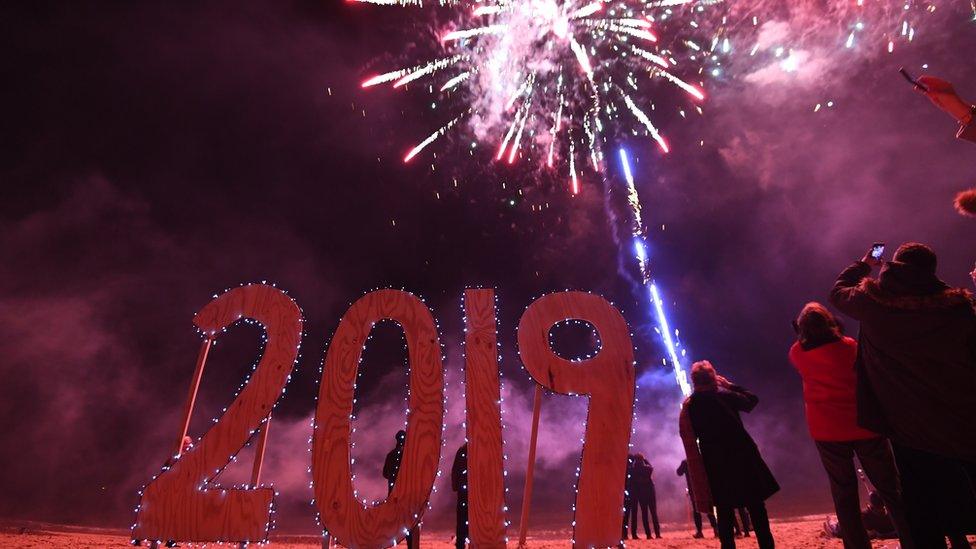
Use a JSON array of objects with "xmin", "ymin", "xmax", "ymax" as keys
[{"xmin": 0, "ymin": 516, "xmax": 944, "ymax": 548}]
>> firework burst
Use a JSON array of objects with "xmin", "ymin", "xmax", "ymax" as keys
[
  {"xmin": 360, "ymin": 0, "xmax": 713, "ymax": 193},
  {"xmin": 357, "ymin": 0, "xmax": 944, "ymax": 194}
]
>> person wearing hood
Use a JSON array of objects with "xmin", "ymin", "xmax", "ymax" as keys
[
  {"xmin": 681, "ymin": 360, "xmax": 779, "ymax": 549},
  {"xmin": 831, "ymin": 242, "xmax": 976, "ymax": 547}
]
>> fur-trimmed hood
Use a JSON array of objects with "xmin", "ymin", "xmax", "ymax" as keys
[{"xmin": 858, "ymin": 277, "xmax": 976, "ymax": 311}]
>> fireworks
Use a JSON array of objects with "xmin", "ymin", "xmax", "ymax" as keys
[
  {"xmin": 357, "ymin": 0, "xmax": 945, "ymax": 193},
  {"xmin": 351, "ymin": 0, "xmax": 948, "ymax": 398},
  {"xmin": 360, "ymin": 0, "xmax": 711, "ymax": 193},
  {"xmin": 619, "ymin": 147, "xmax": 691, "ymax": 396}
]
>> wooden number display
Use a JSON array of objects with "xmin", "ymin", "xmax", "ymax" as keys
[
  {"xmin": 463, "ymin": 289, "xmax": 508, "ymax": 548},
  {"xmin": 312, "ymin": 289, "xmax": 445, "ymax": 548},
  {"xmin": 516, "ymin": 292, "xmax": 635, "ymax": 549},
  {"xmin": 132, "ymin": 284, "xmax": 303, "ymax": 543}
]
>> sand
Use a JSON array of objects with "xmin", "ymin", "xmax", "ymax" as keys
[{"xmin": 0, "ymin": 517, "xmax": 934, "ymax": 549}]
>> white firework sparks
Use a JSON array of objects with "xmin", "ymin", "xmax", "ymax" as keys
[
  {"xmin": 358, "ymin": 0, "xmax": 945, "ymax": 194},
  {"xmin": 360, "ymin": 0, "xmax": 713, "ymax": 193}
]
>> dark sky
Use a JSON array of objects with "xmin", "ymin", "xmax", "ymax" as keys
[{"xmin": 1, "ymin": 0, "xmax": 974, "ymax": 536}]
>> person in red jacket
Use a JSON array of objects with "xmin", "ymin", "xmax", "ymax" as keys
[{"xmin": 789, "ymin": 302, "xmax": 913, "ymax": 549}]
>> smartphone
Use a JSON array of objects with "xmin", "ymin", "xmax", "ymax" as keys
[{"xmin": 871, "ymin": 242, "xmax": 886, "ymax": 260}]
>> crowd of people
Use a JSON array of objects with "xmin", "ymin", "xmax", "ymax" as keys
[
  {"xmin": 378, "ymin": 243, "xmax": 974, "ymax": 549},
  {"xmin": 678, "ymin": 242, "xmax": 976, "ymax": 549}
]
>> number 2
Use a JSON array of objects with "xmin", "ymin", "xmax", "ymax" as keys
[{"xmin": 132, "ymin": 284, "xmax": 303, "ymax": 543}]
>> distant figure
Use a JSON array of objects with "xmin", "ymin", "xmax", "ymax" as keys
[
  {"xmin": 732, "ymin": 508, "xmax": 751, "ymax": 538},
  {"xmin": 677, "ymin": 459, "xmax": 717, "ymax": 538},
  {"xmin": 382, "ymin": 430, "xmax": 418, "ymax": 549},
  {"xmin": 831, "ymin": 243, "xmax": 976, "ymax": 547},
  {"xmin": 622, "ymin": 455, "xmax": 636, "ymax": 540},
  {"xmin": 682, "ymin": 360, "xmax": 778, "ymax": 549},
  {"xmin": 625, "ymin": 453, "xmax": 661, "ymax": 539},
  {"xmin": 789, "ymin": 302, "xmax": 911, "ymax": 549},
  {"xmin": 383, "ymin": 430, "xmax": 406, "ymax": 493},
  {"xmin": 451, "ymin": 443, "xmax": 469, "ymax": 549}
]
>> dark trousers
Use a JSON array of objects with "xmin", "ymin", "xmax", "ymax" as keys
[
  {"xmin": 456, "ymin": 494, "xmax": 468, "ymax": 549},
  {"xmin": 717, "ymin": 501, "xmax": 773, "ymax": 549},
  {"xmin": 626, "ymin": 487, "xmax": 660, "ymax": 538},
  {"xmin": 733, "ymin": 508, "xmax": 751, "ymax": 536},
  {"xmin": 690, "ymin": 498, "xmax": 718, "ymax": 536},
  {"xmin": 891, "ymin": 442, "xmax": 976, "ymax": 549},
  {"xmin": 815, "ymin": 438, "xmax": 912, "ymax": 549}
]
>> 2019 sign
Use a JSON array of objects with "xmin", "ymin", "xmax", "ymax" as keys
[{"xmin": 132, "ymin": 284, "xmax": 636, "ymax": 548}]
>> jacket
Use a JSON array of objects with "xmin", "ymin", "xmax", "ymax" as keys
[
  {"xmin": 789, "ymin": 336, "xmax": 879, "ymax": 441},
  {"xmin": 684, "ymin": 385, "xmax": 780, "ymax": 507},
  {"xmin": 830, "ymin": 261, "xmax": 976, "ymax": 459}
]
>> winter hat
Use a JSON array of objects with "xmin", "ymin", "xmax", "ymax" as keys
[
  {"xmin": 892, "ymin": 242, "xmax": 937, "ymax": 274},
  {"xmin": 955, "ymin": 188, "xmax": 976, "ymax": 217}
]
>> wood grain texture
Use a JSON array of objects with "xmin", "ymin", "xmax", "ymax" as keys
[
  {"xmin": 516, "ymin": 292, "xmax": 635, "ymax": 549},
  {"xmin": 133, "ymin": 284, "xmax": 303, "ymax": 543},
  {"xmin": 313, "ymin": 289, "xmax": 445, "ymax": 549},
  {"xmin": 463, "ymin": 289, "xmax": 508, "ymax": 548}
]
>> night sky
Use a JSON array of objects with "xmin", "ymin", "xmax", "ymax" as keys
[{"xmin": 1, "ymin": 0, "xmax": 974, "ymax": 536}]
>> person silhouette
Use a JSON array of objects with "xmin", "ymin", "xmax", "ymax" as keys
[
  {"xmin": 626, "ymin": 453, "xmax": 661, "ymax": 539},
  {"xmin": 677, "ymin": 459, "xmax": 717, "ymax": 538},
  {"xmin": 451, "ymin": 443, "xmax": 469, "ymax": 549},
  {"xmin": 382, "ymin": 430, "xmax": 418, "ymax": 549}
]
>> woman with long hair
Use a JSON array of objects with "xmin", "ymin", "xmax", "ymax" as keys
[
  {"xmin": 681, "ymin": 360, "xmax": 778, "ymax": 549},
  {"xmin": 789, "ymin": 302, "xmax": 912, "ymax": 549}
]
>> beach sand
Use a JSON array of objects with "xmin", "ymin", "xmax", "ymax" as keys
[{"xmin": 0, "ymin": 517, "xmax": 938, "ymax": 548}]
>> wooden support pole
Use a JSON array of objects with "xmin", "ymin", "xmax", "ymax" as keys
[
  {"xmin": 174, "ymin": 337, "xmax": 213, "ymax": 456},
  {"xmin": 249, "ymin": 417, "xmax": 271, "ymax": 487},
  {"xmin": 516, "ymin": 385, "xmax": 543, "ymax": 549},
  {"xmin": 241, "ymin": 417, "xmax": 272, "ymax": 548}
]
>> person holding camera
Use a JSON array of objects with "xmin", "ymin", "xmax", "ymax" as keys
[{"xmin": 830, "ymin": 242, "xmax": 976, "ymax": 547}]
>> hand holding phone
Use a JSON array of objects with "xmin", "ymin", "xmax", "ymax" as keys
[{"xmin": 863, "ymin": 242, "xmax": 885, "ymax": 267}]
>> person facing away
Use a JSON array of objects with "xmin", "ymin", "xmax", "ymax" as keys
[
  {"xmin": 732, "ymin": 508, "xmax": 751, "ymax": 538},
  {"xmin": 382, "ymin": 430, "xmax": 418, "ymax": 549},
  {"xmin": 788, "ymin": 302, "xmax": 913, "ymax": 549},
  {"xmin": 622, "ymin": 454, "xmax": 636, "ymax": 540},
  {"xmin": 625, "ymin": 453, "xmax": 661, "ymax": 539},
  {"xmin": 451, "ymin": 443, "xmax": 469, "ymax": 549},
  {"xmin": 382, "ymin": 430, "xmax": 406, "ymax": 494},
  {"xmin": 677, "ymin": 459, "xmax": 717, "ymax": 539},
  {"xmin": 684, "ymin": 360, "xmax": 779, "ymax": 549},
  {"xmin": 831, "ymin": 242, "xmax": 976, "ymax": 548}
]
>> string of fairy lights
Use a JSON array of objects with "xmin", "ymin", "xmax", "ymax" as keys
[
  {"xmin": 130, "ymin": 282, "xmax": 306, "ymax": 546},
  {"xmin": 133, "ymin": 285, "xmax": 651, "ymax": 547}
]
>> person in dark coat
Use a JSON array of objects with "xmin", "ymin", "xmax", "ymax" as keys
[
  {"xmin": 831, "ymin": 243, "xmax": 976, "ymax": 547},
  {"xmin": 789, "ymin": 302, "xmax": 912, "ymax": 549},
  {"xmin": 451, "ymin": 443, "xmax": 468, "ymax": 549},
  {"xmin": 625, "ymin": 453, "xmax": 661, "ymax": 539},
  {"xmin": 382, "ymin": 430, "xmax": 419, "ymax": 549},
  {"xmin": 685, "ymin": 360, "xmax": 778, "ymax": 549},
  {"xmin": 622, "ymin": 455, "xmax": 636, "ymax": 539},
  {"xmin": 677, "ymin": 459, "xmax": 717, "ymax": 538}
]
